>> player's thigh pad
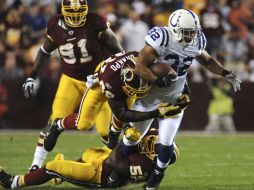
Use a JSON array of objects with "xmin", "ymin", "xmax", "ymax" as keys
[
  {"xmin": 51, "ymin": 74, "xmax": 86, "ymax": 122},
  {"xmin": 81, "ymin": 147, "xmax": 111, "ymax": 168},
  {"xmin": 76, "ymin": 87, "xmax": 108, "ymax": 131}
]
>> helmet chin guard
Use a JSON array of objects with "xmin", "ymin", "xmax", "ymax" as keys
[{"xmin": 168, "ymin": 9, "xmax": 201, "ymax": 45}]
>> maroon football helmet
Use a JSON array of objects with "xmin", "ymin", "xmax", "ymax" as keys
[
  {"xmin": 61, "ymin": 0, "xmax": 88, "ymax": 28},
  {"xmin": 121, "ymin": 59, "xmax": 151, "ymax": 98}
]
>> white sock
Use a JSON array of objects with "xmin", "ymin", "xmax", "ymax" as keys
[
  {"xmin": 31, "ymin": 146, "xmax": 48, "ymax": 167},
  {"xmin": 156, "ymin": 158, "xmax": 170, "ymax": 169},
  {"xmin": 11, "ymin": 176, "xmax": 19, "ymax": 189},
  {"xmin": 111, "ymin": 125, "xmax": 121, "ymax": 133},
  {"xmin": 57, "ymin": 119, "xmax": 64, "ymax": 130}
]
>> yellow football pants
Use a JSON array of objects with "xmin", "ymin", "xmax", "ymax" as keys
[
  {"xmin": 76, "ymin": 86, "xmax": 111, "ymax": 137},
  {"xmin": 45, "ymin": 147, "xmax": 111, "ymax": 183},
  {"xmin": 50, "ymin": 74, "xmax": 111, "ymax": 137}
]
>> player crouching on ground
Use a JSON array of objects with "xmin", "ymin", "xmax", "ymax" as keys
[{"xmin": 0, "ymin": 129, "xmax": 179, "ymax": 189}]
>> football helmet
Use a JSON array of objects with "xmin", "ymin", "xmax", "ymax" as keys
[
  {"xmin": 121, "ymin": 59, "xmax": 151, "ymax": 98},
  {"xmin": 61, "ymin": 0, "xmax": 88, "ymax": 28},
  {"xmin": 139, "ymin": 134, "xmax": 180, "ymax": 163},
  {"xmin": 138, "ymin": 134, "xmax": 158, "ymax": 160},
  {"xmin": 168, "ymin": 9, "xmax": 201, "ymax": 45}
]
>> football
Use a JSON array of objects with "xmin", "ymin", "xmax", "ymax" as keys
[{"xmin": 150, "ymin": 63, "xmax": 177, "ymax": 78}]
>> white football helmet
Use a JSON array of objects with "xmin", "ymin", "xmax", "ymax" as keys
[{"xmin": 168, "ymin": 9, "xmax": 201, "ymax": 45}]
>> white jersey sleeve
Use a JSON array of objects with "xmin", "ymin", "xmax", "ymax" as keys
[
  {"xmin": 145, "ymin": 27, "xmax": 169, "ymax": 56},
  {"xmin": 197, "ymin": 32, "xmax": 207, "ymax": 55}
]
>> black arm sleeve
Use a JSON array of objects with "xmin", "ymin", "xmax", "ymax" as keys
[
  {"xmin": 99, "ymin": 28, "xmax": 124, "ymax": 54},
  {"xmin": 31, "ymin": 38, "xmax": 57, "ymax": 78},
  {"xmin": 108, "ymin": 98, "xmax": 159, "ymax": 122}
]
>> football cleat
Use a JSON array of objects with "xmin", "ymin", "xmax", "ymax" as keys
[
  {"xmin": 28, "ymin": 165, "xmax": 39, "ymax": 173},
  {"xmin": 143, "ymin": 169, "xmax": 164, "ymax": 190},
  {"xmin": 0, "ymin": 169, "xmax": 13, "ymax": 189},
  {"xmin": 44, "ymin": 119, "xmax": 64, "ymax": 152}
]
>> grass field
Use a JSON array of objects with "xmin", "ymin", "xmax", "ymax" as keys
[{"xmin": 0, "ymin": 131, "xmax": 254, "ymax": 190}]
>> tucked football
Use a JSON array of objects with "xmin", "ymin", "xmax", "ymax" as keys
[{"xmin": 150, "ymin": 63, "xmax": 177, "ymax": 78}]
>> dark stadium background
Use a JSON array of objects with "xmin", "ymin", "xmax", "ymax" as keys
[{"xmin": 0, "ymin": 0, "xmax": 253, "ymax": 131}]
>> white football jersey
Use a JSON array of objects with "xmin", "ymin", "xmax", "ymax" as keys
[
  {"xmin": 133, "ymin": 26, "xmax": 207, "ymax": 109},
  {"xmin": 145, "ymin": 26, "xmax": 207, "ymax": 77}
]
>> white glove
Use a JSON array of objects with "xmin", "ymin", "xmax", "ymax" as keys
[
  {"xmin": 86, "ymin": 74, "xmax": 99, "ymax": 88},
  {"xmin": 224, "ymin": 71, "xmax": 241, "ymax": 92},
  {"xmin": 22, "ymin": 77, "xmax": 40, "ymax": 98}
]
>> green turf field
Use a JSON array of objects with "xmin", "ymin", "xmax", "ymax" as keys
[{"xmin": 0, "ymin": 132, "xmax": 254, "ymax": 190}]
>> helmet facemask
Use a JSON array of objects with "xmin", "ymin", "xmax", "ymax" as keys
[
  {"xmin": 121, "ymin": 61, "xmax": 151, "ymax": 98},
  {"xmin": 62, "ymin": 0, "xmax": 88, "ymax": 28},
  {"xmin": 138, "ymin": 135, "xmax": 158, "ymax": 160}
]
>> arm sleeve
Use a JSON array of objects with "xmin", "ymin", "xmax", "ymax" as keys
[
  {"xmin": 197, "ymin": 32, "xmax": 207, "ymax": 55},
  {"xmin": 108, "ymin": 98, "xmax": 159, "ymax": 122}
]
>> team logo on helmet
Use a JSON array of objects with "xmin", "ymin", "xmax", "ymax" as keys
[
  {"xmin": 121, "ymin": 59, "xmax": 151, "ymax": 98},
  {"xmin": 168, "ymin": 9, "xmax": 201, "ymax": 45},
  {"xmin": 62, "ymin": 0, "xmax": 88, "ymax": 28}
]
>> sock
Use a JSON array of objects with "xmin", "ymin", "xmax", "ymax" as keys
[
  {"xmin": 11, "ymin": 176, "xmax": 20, "ymax": 189},
  {"xmin": 31, "ymin": 146, "xmax": 48, "ymax": 168},
  {"xmin": 24, "ymin": 167, "xmax": 51, "ymax": 186},
  {"xmin": 111, "ymin": 116, "xmax": 123, "ymax": 132},
  {"xmin": 62, "ymin": 113, "xmax": 78, "ymax": 130},
  {"xmin": 156, "ymin": 144, "xmax": 174, "ymax": 169},
  {"xmin": 121, "ymin": 138, "xmax": 138, "ymax": 156}
]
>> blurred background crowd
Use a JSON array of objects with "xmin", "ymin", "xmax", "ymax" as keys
[{"xmin": 0, "ymin": 0, "xmax": 253, "ymax": 131}]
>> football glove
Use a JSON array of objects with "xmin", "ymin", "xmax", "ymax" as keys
[
  {"xmin": 86, "ymin": 73, "xmax": 99, "ymax": 88},
  {"xmin": 175, "ymin": 94, "xmax": 190, "ymax": 110},
  {"xmin": 124, "ymin": 126, "xmax": 141, "ymax": 143},
  {"xmin": 155, "ymin": 73, "xmax": 178, "ymax": 88},
  {"xmin": 22, "ymin": 77, "xmax": 40, "ymax": 98},
  {"xmin": 222, "ymin": 70, "xmax": 241, "ymax": 92},
  {"xmin": 157, "ymin": 103, "xmax": 181, "ymax": 118}
]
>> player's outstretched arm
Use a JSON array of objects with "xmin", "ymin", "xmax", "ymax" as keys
[{"xmin": 196, "ymin": 50, "xmax": 241, "ymax": 92}]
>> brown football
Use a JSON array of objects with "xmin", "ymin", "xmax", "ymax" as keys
[{"xmin": 150, "ymin": 63, "xmax": 177, "ymax": 78}]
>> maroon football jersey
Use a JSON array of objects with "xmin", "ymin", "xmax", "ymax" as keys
[
  {"xmin": 47, "ymin": 13, "xmax": 108, "ymax": 81},
  {"xmin": 97, "ymin": 51, "xmax": 139, "ymax": 99},
  {"xmin": 128, "ymin": 153, "xmax": 155, "ymax": 183}
]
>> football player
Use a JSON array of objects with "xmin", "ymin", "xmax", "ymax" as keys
[
  {"xmin": 22, "ymin": 0, "xmax": 124, "ymax": 172},
  {"xmin": 0, "ymin": 129, "xmax": 179, "ymax": 189},
  {"xmin": 43, "ymin": 51, "xmax": 186, "ymax": 151},
  {"xmin": 120, "ymin": 9, "xmax": 242, "ymax": 189}
]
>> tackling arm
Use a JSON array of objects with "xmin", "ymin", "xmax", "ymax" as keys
[
  {"xmin": 108, "ymin": 98, "xmax": 159, "ymax": 122},
  {"xmin": 108, "ymin": 98, "xmax": 181, "ymax": 122},
  {"xmin": 99, "ymin": 28, "xmax": 124, "ymax": 54}
]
